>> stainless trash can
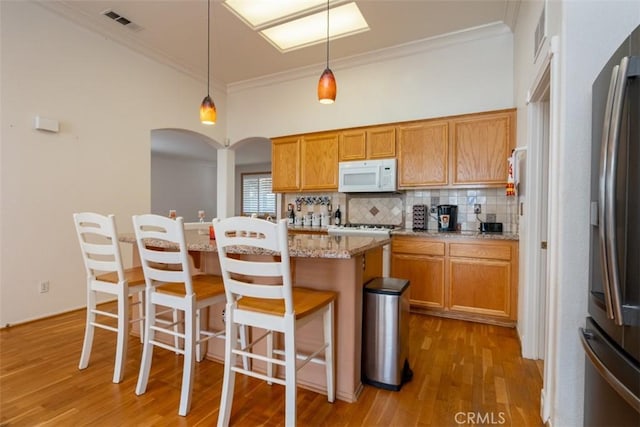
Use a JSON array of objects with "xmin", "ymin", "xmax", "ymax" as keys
[{"xmin": 362, "ymin": 277, "xmax": 413, "ymax": 391}]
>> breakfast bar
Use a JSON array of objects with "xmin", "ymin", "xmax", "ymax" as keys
[{"xmin": 119, "ymin": 230, "xmax": 388, "ymax": 403}]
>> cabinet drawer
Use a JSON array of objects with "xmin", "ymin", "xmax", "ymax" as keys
[
  {"xmin": 449, "ymin": 243, "xmax": 511, "ymax": 261},
  {"xmin": 392, "ymin": 237, "xmax": 445, "ymax": 256}
]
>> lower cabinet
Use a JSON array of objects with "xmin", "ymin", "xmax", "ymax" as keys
[{"xmin": 391, "ymin": 235, "xmax": 518, "ymax": 324}]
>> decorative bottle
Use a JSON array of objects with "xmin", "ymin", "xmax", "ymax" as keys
[{"xmin": 334, "ymin": 205, "xmax": 342, "ymax": 226}]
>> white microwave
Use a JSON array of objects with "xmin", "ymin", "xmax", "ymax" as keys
[{"xmin": 338, "ymin": 158, "xmax": 397, "ymax": 193}]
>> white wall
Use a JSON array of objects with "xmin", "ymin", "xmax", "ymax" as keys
[
  {"xmin": 151, "ymin": 154, "xmax": 217, "ymax": 222},
  {"xmin": 0, "ymin": 2, "xmax": 226, "ymax": 325},
  {"xmin": 227, "ymin": 24, "xmax": 514, "ymax": 142},
  {"xmin": 513, "ymin": 1, "xmax": 640, "ymax": 426}
]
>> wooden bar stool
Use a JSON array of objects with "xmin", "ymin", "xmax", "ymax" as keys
[
  {"xmin": 213, "ymin": 217, "xmax": 336, "ymax": 427},
  {"xmin": 73, "ymin": 212, "xmax": 146, "ymax": 384},
  {"xmin": 132, "ymin": 214, "xmax": 227, "ymax": 416}
]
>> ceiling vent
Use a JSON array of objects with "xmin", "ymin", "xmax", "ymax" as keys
[{"xmin": 102, "ymin": 10, "xmax": 143, "ymax": 32}]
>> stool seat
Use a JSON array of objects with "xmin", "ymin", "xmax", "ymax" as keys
[
  {"xmin": 239, "ymin": 288, "xmax": 336, "ymax": 319},
  {"xmin": 96, "ymin": 266, "xmax": 146, "ymax": 285}
]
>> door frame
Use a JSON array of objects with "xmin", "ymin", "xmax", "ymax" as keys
[{"xmin": 520, "ymin": 35, "xmax": 560, "ymax": 424}]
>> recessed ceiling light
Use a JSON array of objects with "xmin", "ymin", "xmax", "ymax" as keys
[{"xmin": 260, "ymin": 3, "xmax": 369, "ymax": 52}]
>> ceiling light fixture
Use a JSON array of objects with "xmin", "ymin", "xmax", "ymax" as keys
[
  {"xmin": 200, "ymin": 0, "xmax": 216, "ymax": 125},
  {"xmin": 317, "ymin": 0, "xmax": 336, "ymax": 104}
]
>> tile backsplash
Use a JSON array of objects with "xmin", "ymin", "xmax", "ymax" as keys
[
  {"xmin": 405, "ymin": 188, "xmax": 518, "ymax": 233},
  {"xmin": 282, "ymin": 187, "xmax": 519, "ymax": 234}
]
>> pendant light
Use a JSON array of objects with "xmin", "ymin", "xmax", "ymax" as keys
[
  {"xmin": 200, "ymin": 0, "xmax": 216, "ymax": 125},
  {"xmin": 317, "ymin": 0, "xmax": 336, "ymax": 104}
]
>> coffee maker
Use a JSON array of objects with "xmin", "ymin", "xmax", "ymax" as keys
[{"xmin": 437, "ymin": 205, "xmax": 458, "ymax": 232}]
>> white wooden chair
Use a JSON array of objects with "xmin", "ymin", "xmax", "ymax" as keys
[
  {"xmin": 132, "ymin": 214, "xmax": 227, "ymax": 416},
  {"xmin": 213, "ymin": 217, "xmax": 336, "ymax": 427},
  {"xmin": 73, "ymin": 212, "xmax": 145, "ymax": 384}
]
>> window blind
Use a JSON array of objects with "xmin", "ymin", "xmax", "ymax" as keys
[{"xmin": 242, "ymin": 173, "xmax": 275, "ymax": 216}]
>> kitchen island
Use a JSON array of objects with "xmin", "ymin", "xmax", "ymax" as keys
[{"xmin": 119, "ymin": 230, "xmax": 388, "ymax": 403}]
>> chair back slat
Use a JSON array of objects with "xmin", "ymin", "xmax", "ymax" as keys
[
  {"xmin": 73, "ymin": 212, "xmax": 125, "ymax": 281},
  {"xmin": 213, "ymin": 217, "xmax": 294, "ymax": 314},
  {"xmin": 132, "ymin": 214, "xmax": 194, "ymax": 295}
]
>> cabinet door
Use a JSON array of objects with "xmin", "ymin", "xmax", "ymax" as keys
[
  {"xmin": 271, "ymin": 136, "xmax": 301, "ymax": 192},
  {"xmin": 301, "ymin": 133, "xmax": 339, "ymax": 190},
  {"xmin": 451, "ymin": 110, "xmax": 515, "ymax": 185},
  {"xmin": 449, "ymin": 258, "xmax": 512, "ymax": 318},
  {"xmin": 339, "ymin": 130, "xmax": 366, "ymax": 161},
  {"xmin": 367, "ymin": 126, "xmax": 396, "ymax": 159},
  {"xmin": 397, "ymin": 121, "xmax": 448, "ymax": 187},
  {"xmin": 391, "ymin": 253, "xmax": 444, "ymax": 309}
]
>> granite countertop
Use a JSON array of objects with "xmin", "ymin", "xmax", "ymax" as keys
[
  {"xmin": 119, "ymin": 230, "xmax": 389, "ymax": 259},
  {"xmin": 392, "ymin": 228, "xmax": 519, "ymax": 241}
]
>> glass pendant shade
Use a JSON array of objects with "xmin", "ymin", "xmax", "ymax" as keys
[
  {"xmin": 317, "ymin": 68, "xmax": 336, "ymax": 104},
  {"xmin": 200, "ymin": 95, "xmax": 216, "ymax": 125}
]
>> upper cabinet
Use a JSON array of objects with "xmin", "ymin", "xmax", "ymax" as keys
[
  {"xmin": 338, "ymin": 125, "xmax": 396, "ymax": 161},
  {"xmin": 397, "ymin": 108, "xmax": 516, "ymax": 189},
  {"xmin": 301, "ymin": 132, "xmax": 339, "ymax": 191},
  {"xmin": 271, "ymin": 136, "xmax": 301, "ymax": 192},
  {"xmin": 272, "ymin": 132, "xmax": 339, "ymax": 192},
  {"xmin": 366, "ymin": 126, "xmax": 396, "ymax": 159},
  {"xmin": 397, "ymin": 120, "xmax": 449, "ymax": 187},
  {"xmin": 271, "ymin": 108, "xmax": 516, "ymax": 193},
  {"xmin": 451, "ymin": 110, "xmax": 515, "ymax": 186}
]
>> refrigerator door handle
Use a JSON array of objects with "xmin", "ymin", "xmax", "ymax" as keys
[
  {"xmin": 580, "ymin": 328, "xmax": 640, "ymax": 413},
  {"xmin": 605, "ymin": 57, "xmax": 631, "ymax": 325},
  {"xmin": 598, "ymin": 64, "xmax": 619, "ymax": 320}
]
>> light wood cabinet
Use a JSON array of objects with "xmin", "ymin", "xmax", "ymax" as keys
[
  {"xmin": 339, "ymin": 130, "xmax": 366, "ymax": 161},
  {"xmin": 301, "ymin": 132, "xmax": 339, "ymax": 191},
  {"xmin": 397, "ymin": 120, "xmax": 449, "ymax": 187},
  {"xmin": 271, "ymin": 136, "xmax": 301, "ymax": 192},
  {"xmin": 449, "ymin": 242, "xmax": 516, "ymax": 319},
  {"xmin": 272, "ymin": 132, "xmax": 339, "ymax": 192},
  {"xmin": 366, "ymin": 126, "xmax": 396, "ymax": 159},
  {"xmin": 272, "ymin": 108, "xmax": 516, "ymax": 192},
  {"xmin": 391, "ymin": 237, "xmax": 445, "ymax": 309},
  {"xmin": 391, "ymin": 235, "xmax": 518, "ymax": 324},
  {"xmin": 451, "ymin": 110, "xmax": 515, "ymax": 186},
  {"xmin": 338, "ymin": 125, "xmax": 396, "ymax": 161}
]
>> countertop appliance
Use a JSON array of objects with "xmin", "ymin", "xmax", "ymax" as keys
[
  {"xmin": 582, "ymin": 24, "xmax": 640, "ymax": 426},
  {"xmin": 327, "ymin": 223, "xmax": 394, "ymax": 277},
  {"xmin": 437, "ymin": 204, "xmax": 457, "ymax": 232},
  {"xmin": 338, "ymin": 158, "xmax": 397, "ymax": 193}
]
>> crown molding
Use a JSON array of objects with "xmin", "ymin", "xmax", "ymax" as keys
[{"xmin": 228, "ymin": 21, "xmax": 512, "ymax": 94}]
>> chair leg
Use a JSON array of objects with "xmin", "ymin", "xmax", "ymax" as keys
[
  {"xmin": 196, "ymin": 308, "xmax": 206, "ymax": 363},
  {"xmin": 178, "ymin": 298, "xmax": 196, "ymax": 416},
  {"xmin": 324, "ymin": 302, "xmax": 335, "ymax": 403},
  {"xmin": 173, "ymin": 309, "xmax": 181, "ymax": 354},
  {"xmin": 137, "ymin": 290, "xmax": 144, "ymax": 344},
  {"xmin": 284, "ymin": 319, "xmax": 297, "ymax": 427},
  {"xmin": 239, "ymin": 326, "xmax": 250, "ymax": 371},
  {"xmin": 266, "ymin": 330, "xmax": 274, "ymax": 385},
  {"xmin": 136, "ymin": 291, "xmax": 155, "ymax": 396},
  {"xmin": 112, "ymin": 288, "xmax": 129, "ymax": 383},
  {"xmin": 78, "ymin": 285, "xmax": 96, "ymax": 370},
  {"xmin": 217, "ymin": 306, "xmax": 238, "ymax": 427}
]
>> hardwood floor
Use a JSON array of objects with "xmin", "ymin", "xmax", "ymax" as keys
[{"xmin": 0, "ymin": 304, "xmax": 542, "ymax": 426}]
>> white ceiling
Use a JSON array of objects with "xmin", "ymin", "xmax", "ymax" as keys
[{"xmin": 39, "ymin": 0, "xmax": 520, "ymax": 164}]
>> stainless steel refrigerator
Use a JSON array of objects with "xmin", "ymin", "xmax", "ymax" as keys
[{"xmin": 582, "ymin": 24, "xmax": 640, "ymax": 426}]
